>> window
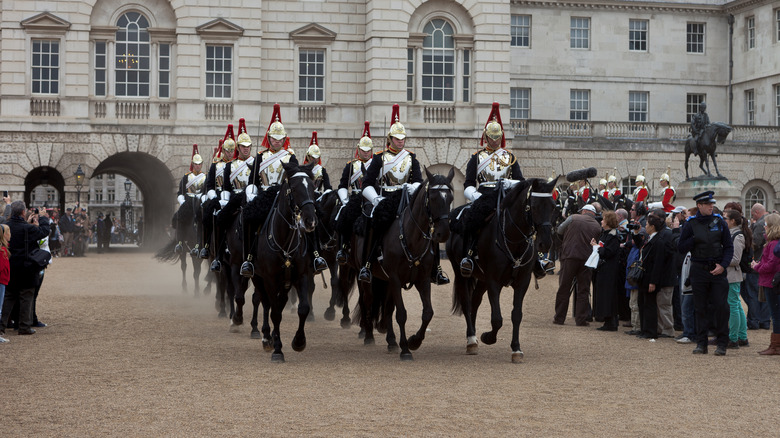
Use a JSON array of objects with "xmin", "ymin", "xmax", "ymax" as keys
[
  {"xmin": 407, "ymin": 48, "xmax": 414, "ymax": 102},
  {"xmin": 298, "ymin": 49, "xmax": 324, "ymax": 102},
  {"xmin": 629, "ymin": 20, "xmax": 648, "ymax": 52},
  {"xmin": 463, "ymin": 50, "xmax": 470, "ymax": 102},
  {"xmin": 422, "ymin": 19, "xmax": 455, "ymax": 102},
  {"xmin": 746, "ymin": 89, "xmax": 755, "ymax": 125},
  {"xmin": 206, "ymin": 45, "xmax": 232, "ymax": 99},
  {"xmin": 777, "ymin": 9, "xmax": 780, "ymax": 42},
  {"xmin": 108, "ymin": 173, "xmax": 115, "ymax": 180},
  {"xmin": 32, "ymin": 39, "xmax": 59, "ymax": 94},
  {"xmin": 744, "ymin": 186, "xmax": 765, "ymax": 211},
  {"xmin": 94, "ymin": 190, "xmax": 103, "ymax": 203},
  {"xmin": 570, "ymin": 90, "xmax": 589, "ymax": 121},
  {"xmin": 511, "ymin": 15, "xmax": 531, "ymax": 48},
  {"xmin": 570, "ymin": 17, "xmax": 590, "ymax": 49},
  {"xmin": 621, "ymin": 177, "xmax": 637, "ymax": 199},
  {"xmin": 95, "ymin": 41, "xmax": 107, "ymax": 96},
  {"xmin": 687, "ymin": 23, "xmax": 705, "ymax": 54},
  {"xmin": 159, "ymin": 43, "xmax": 170, "ymax": 99},
  {"xmin": 776, "ymin": 85, "xmax": 780, "ymax": 126},
  {"xmin": 686, "ymin": 93, "xmax": 706, "ymax": 123},
  {"xmin": 115, "ymin": 12, "xmax": 151, "ymax": 97},
  {"xmin": 629, "ymin": 91, "xmax": 648, "ymax": 122},
  {"xmin": 107, "ymin": 188, "xmax": 115, "ymax": 203},
  {"xmin": 746, "ymin": 16, "xmax": 755, "ymax": 50},
  {"xmin": 511, "ymin": 88, "xmax": 530, "ymax": 120}
]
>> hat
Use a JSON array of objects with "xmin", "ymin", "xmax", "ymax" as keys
[
  {"xmin": 693, "ymin": 191, "xmax": 716, "ymax": 204},
  {"xmin": 306, "ymin": 131, "xmax": 321, "ymax": 163},
  {"xmin": 236, "ymin": 118, "xmax": 252, "ymax": 146},
  {"xmin": 672, "ymin": 206, "xmax": 687, "ymax": 213},
  {"xmin": 387, "ymin": 104, "xmax": 406, "ymax": 141},
  {"xmin": 358, "ymin": 121, "xmax": 373, "ymax": 152},
  {"xmin": 481, "ymin": 102, "xmax": 506, "ymax": 149},
  {"xmin": 580, "ymin": 204, "xmax": 597, "ymax": 214},
  {"xmin": 66, "ymin": 207, "xmax": 72, "ymax": 212},
  {"xmin": 261, "ymin": 104, "xmax": 290, "ymax": 149}
]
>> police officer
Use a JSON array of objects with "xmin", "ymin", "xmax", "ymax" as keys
[{"xmin": 677, "ymin": 191, "xmax": 733, "ymax": 355}]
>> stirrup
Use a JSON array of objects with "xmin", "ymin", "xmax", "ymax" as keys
[
  {"xmin": 313, "ymin": 256, "xmax": 328, "ymax": 274},
  {"xmin": 210, "ymin": 260, "xmax": 221, "ymax": 273},
  {"xmin": 434, "ymin": 268, "xmax": 450, "ymax": 285},
  {"xmin": 190, "ymin": 245, "xmax": 199, "ymax": 257},
  {"xmin": 174, "ymin": 242, "xmax": 183, "ymax": 254},
  {"xmin": 199, "ymin": 247, "xmax": 209, "ymax": 259},
  {"xmin": 336, "ymin": 249, "xmax": 348, "ymax": 266},
  {"xmin": 358, "ymin": 266, "xmax": 372, "ymax": 283},
  {"xmin": 240, "ymin": 261, "xmax": 254, "ymax": 278},
  {"xmin": 533, "ymin": 259, "xmax": 547, "ymax": 279},
  {"xmin": 459, "ymin": 257, "xmax": 474, "ymax": 278}
]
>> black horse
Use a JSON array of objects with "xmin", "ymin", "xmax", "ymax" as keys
[
  {"xmin": 684, "ymin": 122, "xmax": 732, "ymax": 179},
  {"xmin": 314, "ymin": 190, "xmax": 352, "ymax": 328},
  {"xmin": 250, "ymin": 162, "xmax": 319, "ymax": 362},
  {"xmin": 447, "ymin": 177, "xmax": 560, "ymax": 363},
  {"xmin": 155, "ymin": 196, "xmax": 211, "ymax": 296},
  {"xmin": 352, "ymin": 167, "xmax": 455, "ymax": 360}
]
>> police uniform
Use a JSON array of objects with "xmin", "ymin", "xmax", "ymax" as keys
[{"xmin": 677, "ymin": 191, "xmax": 734, "ymax": 355}]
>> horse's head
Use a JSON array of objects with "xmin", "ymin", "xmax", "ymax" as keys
[
  {"xmin": 423, "ymin": 167, "xmax": 455, "ymax": 243},
  {"xmin": 711, "ymin": 122, "xmax": 732, "ymax": 144},
  {"xmin": 282, "ymin": 161, "xmax": 318, "ymax": 233},
  {"xmin": 529, "ymin": 176, "xmax": 561, "ymax": 254}
]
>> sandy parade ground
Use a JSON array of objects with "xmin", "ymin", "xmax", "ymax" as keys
[{"xmin": 1, "ymin": 246, "xmax": 778, "ymax": 436}]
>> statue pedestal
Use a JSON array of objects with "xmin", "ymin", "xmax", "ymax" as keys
[{"xmin": 676, "ymin": 178, "xmax": 742, "ymax": 208}]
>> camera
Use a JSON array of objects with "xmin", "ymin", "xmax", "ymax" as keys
[
  {"xmin": 33, "ymin": 208, "xmax": 40, "ymax": 214},
  {"xmin": 626, "ymin": 223, "xmax": 640, "ymax": 231}
]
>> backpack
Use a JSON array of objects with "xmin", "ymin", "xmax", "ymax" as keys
[{"xmin": 733, "ymin": 231, "xmax": 753, "ymax": 274}]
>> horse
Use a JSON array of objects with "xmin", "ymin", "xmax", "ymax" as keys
[
  {"xmin": 154, "ymin": 196, "xmax": 210, "ymax": 295},
  {"xmin": 352, "ymin": 167, "xmax": 455, "ymax": 361},
  {"xmin": 201, "ymin": 197, "xmax": 232, "ymax": 318},
  {"xmin": 314, "ymin": 189, "xmax": 352, "ymax": 328},
  {"xmin": 250, "ymin": 161, "xmax": 319, "ymax": 362},
  {"xmin": 684, "ymin": 122, "xmax": 732, "ymax": 179},
  {"xmin": 446, "ymin": 176, "xmax": 560, "ymax": 363}
]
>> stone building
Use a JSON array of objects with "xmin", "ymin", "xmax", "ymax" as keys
[{"xmin": 1, "ymin": 0, "xmax": 778, "ymax": 243}]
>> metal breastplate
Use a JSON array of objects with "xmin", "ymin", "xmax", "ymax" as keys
[
  {"xmin": 380, "ymin": 150, "xmax": 412, "ymax": 190},
  {"xmin": 186, "ymin": 172, "xmax": 205, "ymax": 196},
  {"xmin": 214, "ymin": 162, "xmax": 227, "ymax": 189},
  {"xmin": 229, "ymin": 158, "xmax": 252, "ymax": 193},
  {"xmin": 476, "ymin": 150, "xmax": 513, "ymax": 186},
  {"xmin": 350, "ymin": 160, "xmax": 366, "ymax": 190},
  {"xmin": 260, "ymin": 149, "xmax": 294, "ymax": 186}
]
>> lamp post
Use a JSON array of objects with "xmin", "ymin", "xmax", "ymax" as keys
[
  {"xmin": 74, "ymin": 164, "xmax": 85, "ymax": 209},
  {"xmin": 121, "ymin": 178, "xmax": 134, "ymax": 243}
]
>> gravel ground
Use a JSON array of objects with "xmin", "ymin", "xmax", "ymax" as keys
[{"xmin": 1, "ymin": 248, "xmax": 777, "ymax": 436}]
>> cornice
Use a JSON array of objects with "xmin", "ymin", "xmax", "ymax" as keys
[
  {"xmin": 723, "ymin": 0, "xmax": 774, "ymax": 14},
  {"xmin": 511, "ymin": 0, "xmax": 726, "ymax": 15},
  {"xmin": 21, "ymin": 12, "xmax": 71, "ymax": 35}
]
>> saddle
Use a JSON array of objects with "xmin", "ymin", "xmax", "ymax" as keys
[{"xmin": 449, "ymin": 189, "xmax": 501, "ymax": 236}]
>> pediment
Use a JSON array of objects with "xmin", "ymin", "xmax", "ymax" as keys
[
  {"xmin": 21, "ymin": 12, "xmax": 71, "ymax": 34},
  {"xmin": 290, "ymin": 23, "xmax": 336, "ymax": 44},
  {"xmin": 196, "ymin": 18, "xmax": 244, "ymax": 40}
]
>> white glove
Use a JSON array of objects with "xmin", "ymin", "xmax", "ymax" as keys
[
  {"xmin": 200, "ymin": 194, "xmax": 207, "ymax": 204},
  {"xmin": 177, "ymin": 195, "xmax": 185, "ymax": 206},
  {"xmin": 220, "ymin": 191, "xmax": 231, "ymax": 202},
  {"xmin": 502, "ymin": 179, "xmax": 520, "ymax": 190},
  {"xmin": 363, "ymin": 185, "xmax": 384, "ymax": 206},
  {"xmin": 338, "ymin": 188, "xmax": 349, "ymax": 205},
  {"xmin": 464, "ymin": 186, "xmax": 481, "ymax": 202},
  {"xmin": 405, "ymin": 182, "xmax": 421, "ymax": 195},
  {"xmin": 219, "ymin": 199, "xmax": 228, "ymax": 208},
  {"xmin": 246, "ymin": 184, "xmax": 258, "ymax": 202},
  {"xmin": 207, "ymin": 189, "xmax": 217, "ymax": 200}
]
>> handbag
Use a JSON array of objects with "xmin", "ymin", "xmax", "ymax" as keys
[
  {"xmin": 772, "ymin": 271, "xmax": 780, "ymax": 290},
  {"xmin": 25, "ymin": 228, "xmax": 52, "ymax": 268},
  {"xmin": 585, "ymin": 245, "xmax": 600, "ymax": 269},
  {"xmin": 626, "ymin": 247, "xmax": 645, "ymax": 287}
]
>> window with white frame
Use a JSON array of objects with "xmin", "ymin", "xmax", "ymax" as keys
[
  {"xmin": 629, "ymin": 20, "xmax": 648, "ymax": 52},
  {"xmin": 95, "ymin": 41, "xmax": 107, "ymax": 96},
  {"xmin": 776, "ymin": 85, "xmax": 780, "ymax": 126},
  {"xmin": 422, "ymin": 19, "xmax": 455, "ymax": 102},
  {"xmin": 206, "ymin": 45, "xmax": 232, "ymax": 99},
  {"xmin": 621, "ymin": 177, "xmax": 637, "ymax": 199},
  {"xmin": 629, "ymin": 91, "xmax": 648, "ymax": 122},
  {"xmin": 115, "ymin": 12, "xmax": 151, "ymax": 97},
  {"xmin": 571, "ymin": 17, "xmax": 590, "ymax": 49},
  {"xmin": 747, "ymin": 16, "xmax": 755, "ymax": 49},
  {"xmin": 687, "ymin": 23, "xmax": 705, "ymax": 54},
  {"xmin": 744, "ymin": 186, "xmax": 765, "ymax": 211},
  {"xmin": 158, "ymin": 43, "xmax": 170, "ymax": 99},
  {"xmin": 511, "ymin": 15, "xmax": 531, "ymax": 48},
  {"xmin": 746, "ymin": 89, "xmax": 755, "ymax": 125},
  {"xmin": 686, "ymin": 93, "xmax": 706, "ymax": 123},
  {"xmin": 777, "ymin": 9, "xmax": 780, "ymax": 42},
  {"xmin": 32, "ymin": 39, "xmax": 59, "ymax": 94},
  {"xmin": 462, "ymin": 49, "xmax": 470, "ymax": 102},
  {"xmin": 570, "ymin": 89, "xmax": 589, "ymax": 121},
  {"xmin": 511, "ymin": 88, "xmax": 530, "ymax": 120},
  {"xmin": 299, "ymin": 49, "xmax": 324, "ymax": 102},
  {"xmin": 407, "ymin": 48, "xmax": 414, "ymax": 102},
  {"xmin": 107, "ymin": 188, "xmax": 115, "ymax": 203}
]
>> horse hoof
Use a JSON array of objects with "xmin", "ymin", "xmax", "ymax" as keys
[
  {"xmin": 400, "ymin": 352, "xmax": 414, "ymax": 361},
  {"xmin": 340, "ymin": 317, "xmax": 351, "ymax": 329},
  {"xmin": 364, "ymin": 337, "xmax": 375, "ymax": 345},
  {"xmin": 271, "ymin": 353, "xmax": 285, "ymax": 363},
  {"xmin": 387, "ymin": 343, "xmax": 399, "ymax": 353},
  {"xmin": 480, "ymin": 332, "xmax": 497, "ymax": 345},
  {"xmin": 358, "ymin": 328, "xmax": 365, "ymax": 339},
  {"xmin": 511, "ymin": 350, "xmax": 524, "ymax": 363},
  {"xmin": 262, "ymin": 339, "xmax": 273, "ymax": 352},
  {"xmin": 466, "ymin": 343, "xmax": 479, "ymax": 355},
  {"xmin": 323, "ymin": 308, "xmax": 336, "ymax": 321},
  {"xmin": 229, "ymin": 323, "xmax": 241, "ymax": 333},
  {"xmin": 217, "ymin": 311, "xmax": 227, "ymax": 319},
  {"xmin": 307, "ymin": 313, "xmax": 315, "ymax": 322},
  {"xmin": 408, "ymin": 335, "xmax": 423, "ymax": 351},
  {"xmin": 291, "ymin": 336, "xmax": 306, "ymax": 352},
  {"xmin": 250, "ymin": 330, "xmax": 262, "ymax": 339}
]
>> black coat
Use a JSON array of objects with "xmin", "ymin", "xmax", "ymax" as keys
[
  {"xmin": 593, "ymin": 229, "xmax": 621, "ymax": 319},
  {"xmin": 636, "ymin": 227, "xmax": 676, "ymax": 290},
  {"xmin": 7, "ymin": 215, "xmax": 50, "ymax": 289}
]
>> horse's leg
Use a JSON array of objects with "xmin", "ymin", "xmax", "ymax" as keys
[
  {"xmin": 480, "ymin": 282, "xmax": 503, "ymax": 345},
  {"xmin": 388, "ymin": 278, "xmax": 412, "ymax": 361},
  {"xmin": 250, "ymin": 280, "xmax": 262, "ymax": 339},
  {"xmin": 230, "ymin": 266, "xmax": 245, "ymax": 332},
  {"xmin": 180, "ymin": 252, "xmax": 187, "ymax": 291},
  {"xmin": 699, "ymin": 153, "xmax": 710, "ymax": 176},
  {"xmin": 711, "ymin": 152, "xmax": 723, "ymax": 178},
  {"xmin": 407, "ymin": 279, "xmax": 433, "ymax": 351},
  {"xmin": 358, "ymin": 281, "xmax": 375, "ymax": 344},
  {"xmin": 203, "ymin": 270, "xmax": 213, "ymax": 296},
  {"xmin": 291, "ymin": 273, "xmax": 311, "ymax": 352},
  {"xmin": 510, "ymin": 275, "xmax": 532, "ymax": 363},
  {"xmin": 307, "ymin": 279, "xmax": 315, "ymax": 322},
  {"xmin": 684, "ymin": 151, "xmax": 691, "ymax": 180},
  {"xmin": 192, "ymin": 255, "xmax": 201, "ymax": 296},
  {"xmin": 216, "ymin": 272, "xmax": 228, "ymax": 319},
  {"xmin": 269, "ymin": 291, "xmax": 285, "ymax": 362},
  {"xmin": 337, "ymin": 266, "xmax": 354, "ymax": 329},
  {"xmin": 260, "ymin": 289, "xmax": 272, "ymax": 351},
  {"xmin": 454, "ymin": 274, "xmax": 479, "ymax": 354}
]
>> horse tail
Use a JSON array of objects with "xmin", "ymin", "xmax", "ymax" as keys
[
  {"xmin": 450, "ymin": 276, "xmax": 471, "ymax": 316},
  {"xmin": 351, "ymin": 299, "xmax": 362, "ymax": 326},
  {"xmin": 154, "ymin": 239, "xmax": 180, "ymax": 263}
]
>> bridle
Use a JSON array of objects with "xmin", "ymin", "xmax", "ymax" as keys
[
  {"xmin": 496, "ymin": 181, "xmax": 552, "ymax": 269},
  {"xmin": 398, "ymin": 179, "xmax": 453, "ymax": 267},
  {"xmin": 266, "ymin": 171, "xmax": 315, "ymax": 266}
]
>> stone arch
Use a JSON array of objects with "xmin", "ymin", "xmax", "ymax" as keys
[
  {"xmin": 408, "ymin": 0, "xmax": 474, "ymax": 35},
  {"xmin": 24, "ymin": 166, "xmax": 66, "ymax": 212},
  {"xmin": 93, "ymin": 152, "xmax": 175, "ymax": 247},
  {"xmin": 90, "ymin": 0, "xmax": 176, "ymax": 28},
  {"xmin": 741, "ymin": 178, "xmax": 776, "ymax": 212}
]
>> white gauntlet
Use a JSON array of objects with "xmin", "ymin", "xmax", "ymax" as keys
[
  {"xmin": 464, "ymin": 186, "xmax": 481, "ymax": 202},
  {"xmin": 363, "ymin": 185, "xmax": 384, "ymax": 207},
  {"xmin": 246, "ymin": 184, "xmax": 258, "ymax": 202},
  {"xmin": 177, "ymin": 195, "xmax": 185, "ymax": 206},
  {"xmin": 338, "ymin": 188, "xmax": 349, "ymax": 205},
  {"xmin": 207, "ymin": 189, "xmax": 217, "ymax": 200}
]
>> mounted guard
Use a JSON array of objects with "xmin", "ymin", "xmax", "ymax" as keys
[
  {"xmin": 659, "ymin": 166, "xmax": 676, "ymax": 212},
  {"xmin": 175, "ymin": 144, "xmax": 206, "ymax": 255},
  {"xmin": 303, "ymin": 132, "xmax": 332, "ymax": 193},
  {"xmin": 632, "ymin": 169, "xmax": 649, "ymax": 203},
  {"xmin": 202, "ymin": 124, "xmax": 237, "ymax": 272}
]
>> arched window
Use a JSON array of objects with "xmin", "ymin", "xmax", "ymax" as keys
[
  {"xmin": 422, "ymin": 19, "xmax": 455, "ymax": 102},
  {"xmin": 115, "ymin": 12, "xmax": 150, "ymax": 97},
  {"xmin": 744, "ymin": 186, "xmax": 766, "ymax": 211}
]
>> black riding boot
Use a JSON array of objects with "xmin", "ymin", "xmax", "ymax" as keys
[
  {"xmin": 311, "ymin": 231, "xmax": 328, "ymax": 274},
  {"xmin": 200, "ymin": 219, "xmax": 212, "ymax": 259},
  {"xmin": 430, "ymin": 246, "xmax": 449, "ymax": 285},
  {"xmin": 336, "ymin": 235, "xmax": 348, "ymax": 266},
  {"xmin": 358, "ymin": 228, "xmax": 374, "ymax": 283},
  {"xmin": 240, "ymin": 215, "xmax": 255, "ymax": 278},
  {"xmin": 532, "ymin": 252, "xmax": 547, "ymax": 279},
  {"xmin": 459, "ymin": 234, "xmax": 475, "ymax": 278}
]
